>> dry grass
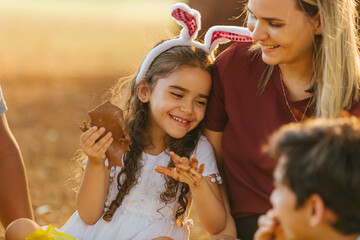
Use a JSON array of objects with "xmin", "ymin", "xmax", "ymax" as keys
[{"xmin": 0, "ymin": 1, "xmax": 210, "ymax": 239}]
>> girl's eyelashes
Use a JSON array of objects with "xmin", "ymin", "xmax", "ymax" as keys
[
  {"xmin": 196, "ymin": 99, "xmax": 207, "ymax": 106},
  {"xmin": 170, "ymin": 92, "xmax": 207, "ymax": 106},
  {"xmin": 171, "ymin": 92, "xmax": 183, "ymax": 98}
]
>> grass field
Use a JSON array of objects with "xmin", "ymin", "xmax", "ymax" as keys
[{"xmin": 0, "ymin": 0, "xmax": 210, "ymax": 239}]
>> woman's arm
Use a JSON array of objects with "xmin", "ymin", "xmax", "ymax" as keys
[
  {"xmin": 205, "ymin": 128, "xmax": 238, "ymax": 240},
  {"xmin": 0, "ymin": 114, "xmax": 33, "ymax": 228},
  {"xmin": 76, "ymin": 126, "xmax": 112, "ymax": 225}
]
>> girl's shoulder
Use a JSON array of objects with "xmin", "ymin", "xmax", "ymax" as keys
[
  {"xmin": 195, "ymin": 135, "xmax": 214, "ymax": 151},
  {"xmin": 193, "ymin": 135, "xmax": 216, "ymax": 159},
  {"xmin": 193, "ymin": 135, "xmax": 221, "ymax": 179}
]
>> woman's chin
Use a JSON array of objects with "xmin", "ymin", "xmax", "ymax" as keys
[{"xmin": 262, "ymin": 54, "xmax": 280, "ymax": 66}]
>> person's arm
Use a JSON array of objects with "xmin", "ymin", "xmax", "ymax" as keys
[
  {"xmin": 191, "ymin": 172, "xmax": 226, "ymax": 234},
  {"xmin": 156, "ymin": 152, "xmax": 226, "ymax": 234},
  {"xmin": 77, "ymin": 126, "xmax": 112, "ymax": 225},
  {"xmin": 205, "ymin": 128, "xmax": 238, "ymax": 240},
  {"xmin": 0, "ymin": 113, "xmax": 33, "ymax": 228}
]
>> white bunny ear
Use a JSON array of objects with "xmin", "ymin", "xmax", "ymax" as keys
[
  {"xmin": 170, "ymin": 3, "xmax": 201, "ymax": 41},
  {"xmin": 136, "ymin": 3, "xmax": 205, "ymax": 84},
  {"xmin": 204, "ymin": 26, "xmax": 252, "ymax": 53}
]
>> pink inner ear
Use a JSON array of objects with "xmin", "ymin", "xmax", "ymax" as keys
[
  {"xmin": 171, "ymin": 8, "xmax": 197, "ymax": 38},
  {"xmin": 211, "ymin": 31, "xmax": 252, "ymax": 45}
]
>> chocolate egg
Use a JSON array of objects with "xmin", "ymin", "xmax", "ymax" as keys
[{"xmin": 80, "ymin": 101, "xmax": 130, "ymax": 169}]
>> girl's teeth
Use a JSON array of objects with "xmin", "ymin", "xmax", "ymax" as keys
[{"xmin": 172, "ymin": 116, "xmax": 188, "ymax": 123}]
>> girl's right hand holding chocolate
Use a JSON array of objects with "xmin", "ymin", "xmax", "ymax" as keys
[{"xmin": 79, "ymin": 126, "xmax": 113, "ymax": 164}]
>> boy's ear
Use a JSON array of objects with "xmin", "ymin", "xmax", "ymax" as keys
[
  {"xmin": 137, "ymin": 81, "xmax": 151, "ymax": 103},
  {"xmin": 308, "ymin": 194, "xmax": 325, "ymax": 227},
  {"xmin": 311, "ymin": 12, "xmax": 322, "ymax": 36}
]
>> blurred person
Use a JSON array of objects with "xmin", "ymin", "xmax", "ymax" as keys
[
  {"xmin": 0, "ymin": 85, "xmax": 33, "ymax": 228},
  {"xmin": 205, "ymin": 0, "xmax": 360, "ymax": 239},
  {"xmin": 5, "ymin": 3, "xmax": 253, "ymax": 239},
  {"xmin": 255, "ymin": 117, "xmax": 360, "ymax": 240}
]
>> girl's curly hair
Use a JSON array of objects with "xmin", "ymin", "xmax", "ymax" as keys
[{"xmin": 103, "ymin": 44, "xmax": 213, "ymax": 222}]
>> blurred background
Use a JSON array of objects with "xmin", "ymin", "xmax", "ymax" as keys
[{"xmin": 0, "ymin": 0, "xmax": 246, "ymax": 239}]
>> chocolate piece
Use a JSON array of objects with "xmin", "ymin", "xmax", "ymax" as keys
[{"xmin": 80, "ymin": 101, "xmax": 130, "ymax": 169}]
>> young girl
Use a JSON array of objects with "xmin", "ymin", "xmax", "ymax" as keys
[
  {"xmin": 63, "ymin": 48, "xmax": 220, "ymax": 240},
  {"xmin": 5, "ymin": 3, "xmax": 252, "ymax": 240}
]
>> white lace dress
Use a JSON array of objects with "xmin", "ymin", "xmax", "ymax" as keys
[{"xmin": 61, "ymin": 135, "xmax": 221, "ymax": 240}]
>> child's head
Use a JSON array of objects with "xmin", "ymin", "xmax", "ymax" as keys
[
  {"xmin": 131, "ymin": 45, "xmax": 213, "ymax": 140},
  {"xmin": 267, "ymin": 117, "xmax": 360, "ymax": 239}
]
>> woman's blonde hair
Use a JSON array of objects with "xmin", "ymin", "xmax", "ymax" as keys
[
  {"xmin": 257, "ymin": 0, "xmax": 360, "ymax": 117},
  {"xmin": 307, "ymin": 0, "xmax": 360, "ymax": 117}
]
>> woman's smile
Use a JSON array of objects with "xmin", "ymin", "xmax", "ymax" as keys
[{"xmin": 260, "ymin": 44, "xmax": 281, "ymax": 53}]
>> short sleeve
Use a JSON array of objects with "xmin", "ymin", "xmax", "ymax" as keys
[
  {"xmin": 0, "ymin": 86, "xmax": 8, "ymax": 115},
  {"xmin": 192, "ymin": 135, "xmax": 222, "ymax": 184}
]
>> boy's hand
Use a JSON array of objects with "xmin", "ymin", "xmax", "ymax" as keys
[
  {"xmin": 155, "ymin": 152, "xmax": 205, "ymax": 188},
  {"xmin": 79, "ymin": 126, "xmax": 113, "ymax": 164},
  {"xmin": 254, "ymin": 210, "xmax": 286, "ymax": 240}
]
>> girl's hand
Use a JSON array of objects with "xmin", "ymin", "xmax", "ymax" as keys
[
  {"xmin": 254, "ymin": 210, "xmax": 286, "ymax": 240},
  {"xmin": 155, "ymin": 151, "xmax": 205, "ymax": 188},
  {"xmin": 79, "ymin": 126, "xmax": 113, "ymax": 164}
]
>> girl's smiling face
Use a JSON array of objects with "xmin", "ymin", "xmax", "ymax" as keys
[
  {"xmin": 246, "ymin": 0, "xmax": 320, "ymax": 67},
  {"xmin": 138, "ymin": 66, "xmax": 212, "ymax": 141}
]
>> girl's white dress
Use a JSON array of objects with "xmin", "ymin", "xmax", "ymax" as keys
[{"xmin": 61, "ymin": 136, "xmax": 221, "ymax": 240}]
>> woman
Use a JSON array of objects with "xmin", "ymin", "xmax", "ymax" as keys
[{"xmin": 205, "ymin": 0, "xmax": 360, "ymax": 239}]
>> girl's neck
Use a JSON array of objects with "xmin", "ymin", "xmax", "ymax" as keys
[
  {"xmin": 143, "ymin": 126, "xmax": 167, "ymax": 156},
  {"xmin": 279, "ymin": 63, "xmax": 313, "ymax": 101},
  {"xmin": 143, "ymin": 144, "xmax": 166, "ymax": 156}
]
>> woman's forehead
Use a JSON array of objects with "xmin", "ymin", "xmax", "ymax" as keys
[{"xmin": 247, "ymin": 0, "xmax": 299, "ymax": 17}]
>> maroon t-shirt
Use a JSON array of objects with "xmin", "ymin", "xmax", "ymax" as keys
[{"xmin": 205, "ymin": 42, "xmax": 360, "ymax": 219}]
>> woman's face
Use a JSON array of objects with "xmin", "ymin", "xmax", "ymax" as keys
[{"xmin": 247, "ymin": 0, "xmax": 319, "ymax": 67}]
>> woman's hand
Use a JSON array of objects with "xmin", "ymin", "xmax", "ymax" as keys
[
  {"xmin": 155, "ymin": 151, "xmax": 205, "ymax": 188},
  {"xmin": 254, "ymin": 210, "xmax": 286, "ymax": 240},
  {"xmin": 79, "ymin": 126, "xmax": 113, "ymax": 164}
]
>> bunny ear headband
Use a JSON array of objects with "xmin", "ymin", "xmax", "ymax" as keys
[{"xmin": 135, "ymin": 2, "xmax": 253, "ymax": 83}]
